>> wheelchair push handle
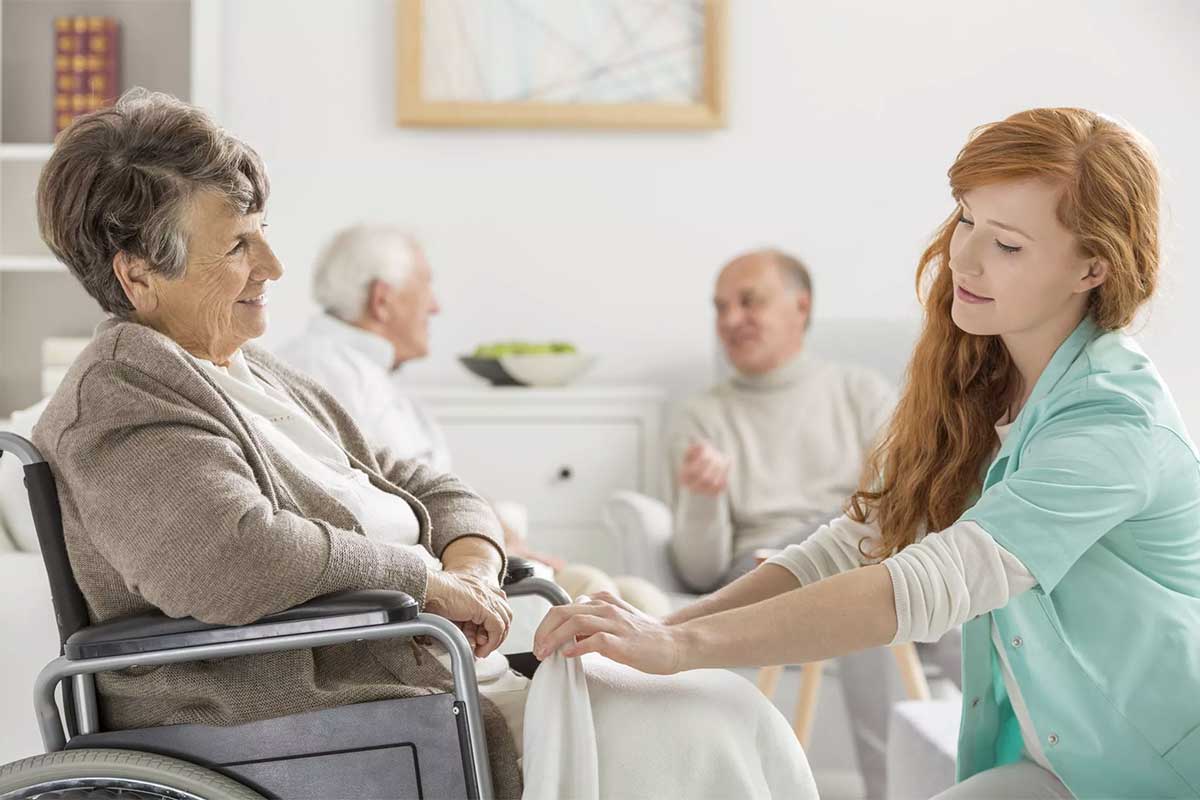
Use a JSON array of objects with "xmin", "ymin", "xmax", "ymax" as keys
[{"xmin": 0, "ymin": 431, "xmax": 44, "ymax": 466}]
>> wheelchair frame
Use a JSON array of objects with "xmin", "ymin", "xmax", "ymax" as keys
[{"xmin": 0, "ymin": 430, "xmax": 570, "ymax": 800}]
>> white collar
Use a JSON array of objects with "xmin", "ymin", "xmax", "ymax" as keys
[{"xmin": 309, "ymin": 313, "xmax": 396, "ymax": 372}]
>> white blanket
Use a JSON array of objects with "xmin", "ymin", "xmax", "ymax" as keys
[
  {"xmin": 522, "ymin": 653, "xmax": 599, "ymax": 800},
  {"xmin": 523, "ymin": 653, "xmax": 818, "ymax": 800}
]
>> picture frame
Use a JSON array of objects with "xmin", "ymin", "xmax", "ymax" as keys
[{"xmin": 395, "ymin": 0, "xmax": 728, "ymax": 129}]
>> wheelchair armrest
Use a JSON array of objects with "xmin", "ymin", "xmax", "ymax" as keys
[
  {"xmin": 64, "ymin": 589, "xmax": 418, "ymax": 660},
  {"xmin": 503, "ymin": 556, "xmax": 536, "ymax": 585}
]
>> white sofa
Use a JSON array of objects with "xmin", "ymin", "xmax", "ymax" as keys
[{"xmin": 0, "ymin": 400, "xmax": 61, "ymax": 764}]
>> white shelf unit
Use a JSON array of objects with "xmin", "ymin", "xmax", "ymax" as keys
[
  {"xmin": 0, "ymin": 0, "xmax": 223, "ymax": 415},
  {"xmin": 0, "ymin": 143, "xmax": 52, "ymax": 160},
  {"xmin": 0, "ymin": 255, "xmax": 60, "ymax": 272}
]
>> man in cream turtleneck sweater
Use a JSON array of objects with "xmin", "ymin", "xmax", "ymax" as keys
[
  {"xmin": 669, "ymin": 249, "xmax": 896, "ymax": 592},
  {"xmin": 669, "ymin": 249, "xmax": 900, "ymax": 798}
]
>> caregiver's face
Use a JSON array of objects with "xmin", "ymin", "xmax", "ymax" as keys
[
  {"xmin": 147, "ymin": 191, "xmax": 282, "ymax": 363},
  {"xmin": 948, "ymin": 179, "xmax": 1099, "ymax": 339}
]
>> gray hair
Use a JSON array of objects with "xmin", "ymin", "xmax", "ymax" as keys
[
  {"xmin": 312, "ymin": 225, "xmax": 421, "ymax": 321},
  {"xmin": 763, "ymin": 248, "xmax": 812, "ymax": 298},
  {"xmin": 37, "ymin": 88, "xmax": 269, "ymax": 315},
  {"xmin": 733, "ymin": 248, "xmax": 814, "ymax": 329},
  {"xmin": 773, "ymin": 249, "xmax": 814, "ymax": 330}
]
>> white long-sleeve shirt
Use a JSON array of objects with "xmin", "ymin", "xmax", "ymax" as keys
[
  {"xmin": 766, "ymin": 422, "xmax": 1053, "ymax": 772},
  {"xmin": 278, "ymin": 314, "xmax": 452, "ymax": 472}
]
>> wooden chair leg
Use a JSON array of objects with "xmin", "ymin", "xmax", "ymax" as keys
[
  {"xmin": 890, "ymin": 642, "xmax": 931, "ymax": 700},
  {"xmin": 756, "ymin": 664, "xmax": 784, "ymax": 699},
  {"xmin": 793, "ymin": 660, "xmax": 824, "ymax": 748},
  {"xmin": 772, "ymin": 645, "xmax": 928, "ymax": 751}
]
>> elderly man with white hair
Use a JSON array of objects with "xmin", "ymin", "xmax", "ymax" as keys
[
  {"xmin": 280, "ymin": 226, "xmax": 451, "ymax": 474},
  {"xmin": 280, "ymin": 225, "xmax": 670, "ymax": 615}
]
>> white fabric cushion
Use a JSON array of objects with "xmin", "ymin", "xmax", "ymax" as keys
[
  {"xmin": 0, "ymin": 399, "xmax": 50, "ymax": 552},
  {"xmin": 0, "ymin": 418, "xmax": 13, "ymax": 552},
  {"xmin": 0, "ymin": 450, "xmax": 14, "ymax": 551},
  {"xmin": 0, "ymin": 552, "xmax": 60, "ymax": 762}
]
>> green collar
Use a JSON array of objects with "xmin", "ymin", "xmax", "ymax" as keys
[
  {"xmin": 1022, "ymin": 315, "xmax": 1100, "ymax": 414},
  {"xmin": 992, "ymin": 315, "xmax": 1100, "ymax": 464}
]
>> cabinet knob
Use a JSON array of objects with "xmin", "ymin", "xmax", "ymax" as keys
[{"xmin": 557, "ymin": 466, "xmax": 573, "ymax": 481}]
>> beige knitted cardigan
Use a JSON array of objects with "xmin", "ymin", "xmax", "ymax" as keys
[{"xmin": 33, "ymin": 319, "xmax": 520, "ymax": 797}]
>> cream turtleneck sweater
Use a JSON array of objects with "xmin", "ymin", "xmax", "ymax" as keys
[{"xmin": 668, "ymin": 353, "xmax": 896, "ymax": 591}]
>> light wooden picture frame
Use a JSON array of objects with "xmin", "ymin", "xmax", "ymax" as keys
[{"xmin": 395, "ymin": 0, "xmax": 727, "ymax": 129}]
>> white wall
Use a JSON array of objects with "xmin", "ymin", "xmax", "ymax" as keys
[{"xmin": 223, "ymin": 0, "xmax": 1200, "ymax": 421}]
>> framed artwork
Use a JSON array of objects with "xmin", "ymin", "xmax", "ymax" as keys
[{"xmin": 395, "ymin": 0, "xmax": 727, "ymax": 129}]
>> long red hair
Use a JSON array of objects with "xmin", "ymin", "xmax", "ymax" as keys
[{"xmin": 848, "ymin": 108, "xmax": 1160, "ymax": 558}]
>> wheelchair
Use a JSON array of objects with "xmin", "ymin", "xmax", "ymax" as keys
[{"xmin": 0, "ymin": 431, "xmax": 571, "ymax": 800}]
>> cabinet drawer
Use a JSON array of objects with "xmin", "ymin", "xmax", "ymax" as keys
[{"xmin": 439, "ymin": 421, "xmax": 642, "ymax": 525}]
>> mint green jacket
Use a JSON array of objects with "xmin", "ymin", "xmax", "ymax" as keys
[{"xmin": 957, "ymin": 317, "xmax": 1200, "ymax": 798}]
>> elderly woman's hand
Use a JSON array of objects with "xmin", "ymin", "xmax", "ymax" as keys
[
  {"xmin": 532, "ymin": 591, "xmax": 684, "ymax": 675},
  {"xmin": 425, "ymin": 569, "xmax": 513, "ymax": 658}
]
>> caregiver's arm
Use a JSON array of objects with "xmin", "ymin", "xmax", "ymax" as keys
[
  {"xmin": 534, "ymin": 520, "xmax": 1034, "ymax": 673},
  {"xmin": 678, "ymin": 520, "xmax": 1036, "ymax": 669},
  {"xmin": 663, "ymin": 563, "xmax": 800, "ymax": 625},
  {"xmin": 664, "ymin": 513, "xmax": 877, "ymax": 625},
  {"xmin": 533, "ymin": 564, "xmax": 896, "ymax": 673},
  {"xmin": 678, "ymin": 563, "xmax": 899, "ymax": 670}
]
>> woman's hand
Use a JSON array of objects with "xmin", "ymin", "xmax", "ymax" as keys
[
  {"xmin": 425, "ymin": 569, "xmax": 513, "ymax": 658},
  {"xmin": 532, "ymin": 591, "xmax": 685, "ymax": 675}
]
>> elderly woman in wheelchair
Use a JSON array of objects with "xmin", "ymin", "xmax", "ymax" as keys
[{"xmin": 0, "ymin": 89, "xmax": 812, "ymax": 800}]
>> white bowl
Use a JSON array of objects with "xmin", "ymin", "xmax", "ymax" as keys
[{"xmin": 496, "ymin": 353, "xmax": 597, "ymax": 387}]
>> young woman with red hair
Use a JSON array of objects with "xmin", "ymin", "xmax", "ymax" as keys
[{"xmin": 536, "ymin": 108, "xmax": 1200, "ymax": 798}]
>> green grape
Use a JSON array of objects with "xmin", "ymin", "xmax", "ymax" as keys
[{"xmin": 473, "ymin": 340, "xmax": 578, "ymax": 357}]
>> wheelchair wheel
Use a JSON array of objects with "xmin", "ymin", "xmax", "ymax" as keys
[{"xmin": 0, "ymin": 750, "xmax": 265, "ymax": 800}]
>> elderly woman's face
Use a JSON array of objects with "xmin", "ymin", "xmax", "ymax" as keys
[{"xmin": 144, "ymin": 191, "xmax": 282, "ymax": 363}]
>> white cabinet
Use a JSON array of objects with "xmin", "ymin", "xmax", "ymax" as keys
[{"xmin": 408, "ymin": 386, "xmax": 665, "ymax": 573}]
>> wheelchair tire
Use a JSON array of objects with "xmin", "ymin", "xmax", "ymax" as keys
[{"xmin": 0, "ymin": 749, "xmax": 265, "ymax": 800}]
